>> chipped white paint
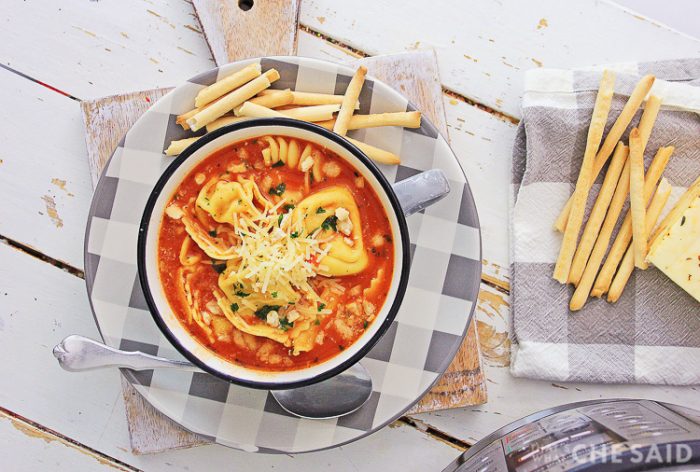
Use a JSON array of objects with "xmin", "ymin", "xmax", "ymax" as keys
[
  {"xmin": 1, "ymin": 0, "xmax": 699, "ymax": 468},
  {"xmin": 301, "ymin": 0, "xmax": 700, "ymax": 117}
]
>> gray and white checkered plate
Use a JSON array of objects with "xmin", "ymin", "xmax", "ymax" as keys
[{"xmin": 84, "ymin": 56, "xmax": 481, "ymax": 453}]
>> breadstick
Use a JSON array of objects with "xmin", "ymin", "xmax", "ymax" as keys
[
  {"xmin": 568, "ymin": 142, "xmax": 629, "ymax": 285},
  {"xmin": 607, "ymin": 178, "xmax": 672, "ymax": 303},
  {"xmin": 233, "ymin": 89, "xmax": 293, "ymax": 116},
  {"xmin": 237, "ymin": 101, "xmax": 285, "ymax": 119},
  {"xmin": 205, "ymin": 115, "xmax": 250, "ymax": 132},
  {"xmin": 194, "ymin": 63, "xmax": 262, "ymax": 108},
  {"xmin": 591, "ymin": 146, "xmax": 674, "ymax": 296},
  {"xmin": 553, "ymin": 69, "xmax": 616, "ymax": 283},
  {"xmin": 334, "ymin": 66, "xmax": 367, "ymax": 136},
  {"xmin": 281, "ymin": 104, "xmax": 341, "ymax": 122},
  {"xmin": 628, "ymin": 129, "xmax": 648, "ymax": 269},
  {"xmin": 288, "ymin": 91, "xmax": 358, "ymax": 108},
  {"xmin": 187, "ymin": 70, "xmax": 279, "ymax": 131},
  {"xmin": 569, "ymin": 159, "xmax": 631, "ymax": 311},
  {"xmin": 164, "ymin": 137, "xmax": 199, "ymax": 156},
  {"xmin": 638, "ymin": 95, "xmax": 661, "ymax": 148},
  {"xmin": 554, "ymin": 74, "xmax": 655, "ymax": 232},
  {"xmin": 177, "ymin": 96, "xmax": 226, "ymax": 130},
  {"xmin": 345, "ymin": 137, "xmax": 400, "ymax": 165}
]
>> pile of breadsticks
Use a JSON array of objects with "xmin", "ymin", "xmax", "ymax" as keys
[
  {"xmin": 551, "ymin": 71, "xmax": 678, "ymax": 311},
  {"xmin": 164, "ymin": 63, "xmax": 421, "ymax": 165}
]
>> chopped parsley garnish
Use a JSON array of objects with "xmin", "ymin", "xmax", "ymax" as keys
[
  {"xmin": 208, "ymin": 229, "xmax": 217, "ymax": 237},
  {"xmin": 230, "ymin": 303, "xmax": 239, "ymax": 312},
  {"xmin": 316, "ymin": 207, "xmax": 326, "ymax": 214},
  {"xmin": 681, "ymin": 216, "xmax": 686, "ymax": 226},
  {"xmin": 235, "ymin": 290, "xmax": 250, "ymax": 298},
  {"xmin": 254, "ymin": 305, "xmax": 281, "ymax": 320},
  {"xmin": 290, "ymin": 231, "xmax": 299, "ymax": 239},
  {"xmin": 363, "ymin": 320, "xmax": 369, "ymax": 329},
  {"xmin": 269, "ymin": 182, "xmax": 286, "ymax": 196},
  {"xmin": 271, "ymin": 291, "xmax": 278, "ymax": 298},
  {"xmin": 271, "ymin": 160, "xmax": 285, "ymax": 168},
  {"xmin": 283, "ymin": 203, "xmax": 295, "ymax": 213},
  {"xmin": 321, "ymin": 215, "xmax": 338, "ymax": 232},
  {"xmin": 277, "ymin": 214, "xmax": 284, "ymax": 226},
  {"xmin": 211, "ymin": 262, "xmax": 227, "ymax": 274},
  {"xmin": 279, "ymin": 317, "xmax": 294, "ymax": 331},
  {"xmin": 318, "ymin": 303, "xmax": 326, "ymax": 312},
  {"xmin": 314, "ymin": 318, "xmax": 321, "ymax": 326}
]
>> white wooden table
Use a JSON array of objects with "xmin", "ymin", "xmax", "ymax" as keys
[{"xmin": 1, "ymin": 1, "xmax": 698, "ymax": 470}]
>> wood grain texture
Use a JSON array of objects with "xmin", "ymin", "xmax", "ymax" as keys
[
  {"xmin": 355, "ymin": 51, "xmax": 487, "ymax": 413},
  {"xmin": 193, "ymin": 0, "xmax": 300, "ymax": 65},
  {"xmin": 81, "ymin": 89, "xmax": 172, "ymax": 187}
]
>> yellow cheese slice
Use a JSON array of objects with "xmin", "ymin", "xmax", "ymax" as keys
[{"xmin": 647, "ymin": 193, "xmax": 700, "ymax": 303}]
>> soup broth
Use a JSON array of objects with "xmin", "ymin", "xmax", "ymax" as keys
[{"xmin": 158, "ymin": 136, "xmax": 394, "ymax": 371}]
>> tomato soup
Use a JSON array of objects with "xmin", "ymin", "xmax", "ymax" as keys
[{"xmin": 157, "ymin": 136, "xmax": 394, "ymax": 371}]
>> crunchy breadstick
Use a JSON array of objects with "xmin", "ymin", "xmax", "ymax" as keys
[
  {"xmin": 233, "ymin": 89, "xmax": 293, "ymax": 116},
  {"xmin": 638, "ymin": 95, "xmax": 661, "ymax": 148},
  {"xmin": 629, "ymin": 129, "xmax": 648, "ymax": 269},
  {"xmin": 288, "ymin": 91, "xmax": 358, "ymax": 108},
  {"xmin": 569, "ymin": 142, "xmax": 629, "ymax": 285},
  {"xmin": 334, "ymin": 66, "xmax": 367, "ymax": 136},
  {"xmin": 554, "ymin": 74, "xmax": 655, "ymax": 232},
  {"xmin": 194, "ymin": 63, "xmax": 262, "ymax": 108},
  {"xmin": 237, "ymin": 101, "xmax": 285, "ymax": 118},
  {"xmin": 315, "ymin": 119, "xmax": 335, "ymax": 130},
  {"xmin": 607, "ymin": 178, "xmax": 672, "ymax": 303},
  {"xmin": 205, "ymin": 115, "xmax": 250, "ymax": 132},
  {"xmin": 345, "ymin": 137, "xmax": 400, "ymax": 165},
  {"xmin": 569, "ymin": 159, "xmax": 631, "ymax": 311},
  {"xmin": 649, "ymin": 175, "xmax": 700, "ymax": 245},
  {"xmin": 553, "ymin": 69, "xmax": 616, "ymax": 283},
  {"xmin": 164, "ymin": 137, "xmax": 199, "ymax": 156},
  {"xmin": 591, "ymin": 146, "xmax": 674, "ymax": 296},
  {"xmin": 187, "ymin": 70, "xmax": 279, "ymax": 131},
  {"xmin": 281, "ymin": 104, "xmax": 341, "ymax": 122}
]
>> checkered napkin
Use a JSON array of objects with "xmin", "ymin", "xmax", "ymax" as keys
[{"xmin": 510, "ymin": 58, "xmax": 700, "ymax": 385}]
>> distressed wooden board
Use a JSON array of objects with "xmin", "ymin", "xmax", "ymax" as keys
[
  {"xmin": 81, "ymin": 89, "xmax": 172, "ymax": 187},
  {"xmin": 301, "ymin": 0, "xmax": 700, "ymax": 117},
  {"xmin": 193, "ymin": 0, "xmax": 300, "ymax": 65},
  {"xmin": 80, "ymin": 50, "xmax": 486, "ymax": 453},
  {"xmin": 0, "ymin": 409, "xmax": 131, "ymax": 472}
]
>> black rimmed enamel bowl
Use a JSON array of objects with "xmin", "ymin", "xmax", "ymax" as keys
[{"xmin": 137, "ymin": 118, "xmax": 437, "ymax": 390}]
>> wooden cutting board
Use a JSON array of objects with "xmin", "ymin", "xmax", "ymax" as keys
[{"xmin": 80, "ymin": 3, "xmax": 485, "ymax": 455}]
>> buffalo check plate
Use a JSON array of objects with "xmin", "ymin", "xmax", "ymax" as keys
[{"xmin": 84, "ymin": 56, "xmax": 481, "ymax": 453}]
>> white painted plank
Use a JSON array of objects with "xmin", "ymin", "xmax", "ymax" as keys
[
  {"xmin": 0, "ymin": 242, "xmax": 462, "ymax": 470},
  {"xmin": 0, "ymin": 410, "xmax": 130, "ymax": 472},
  {"xmin": 0, "ymin": 67, "xmax": 92, "ymax": 270},
  {"xmin": 301, "ymin": 0, "xmax": 700, "ymax": 117},
  {"xmin": 0, "ymin": 0, "xmax": 214, "ymax": 99},
  {"xmin": 416, "ymin": 364, "xmax": 700, "ymax": 444}
]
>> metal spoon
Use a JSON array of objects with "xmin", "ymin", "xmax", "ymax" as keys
[{"xmin": 53, "ymin": 335, "xmax": 372, "ymax": 419}]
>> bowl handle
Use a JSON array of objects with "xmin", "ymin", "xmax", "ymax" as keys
[{"xmin": 391, "ymin": 169, "xmax": 450, "ymax": 216}]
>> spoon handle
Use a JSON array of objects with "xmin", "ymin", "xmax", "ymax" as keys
[{"xmin": 53, "ymin": 335, "xmax": 198, "ymax": 372}]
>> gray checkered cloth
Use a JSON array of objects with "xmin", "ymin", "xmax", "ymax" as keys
[{"xmin": 511, "ymin": 58, "xmax": 700, "ymax": 385}]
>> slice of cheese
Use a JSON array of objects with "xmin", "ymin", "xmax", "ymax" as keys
[{"xmin": 647, "ymin": 192, "xmax": 700, "ymax": 303}]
